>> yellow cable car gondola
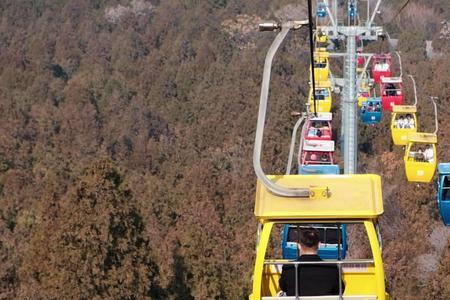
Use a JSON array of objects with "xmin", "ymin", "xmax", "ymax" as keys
[
  {"xmin": 358, "ymin": 89, "xmax": 370, "ymax": 107},
  {"xmin": 403, "ymin": 132, "xmax": 437, "ymax": 183},
  {"xmin": 391, "ymin": 75, "xmax": 419, "ymax": 145},
  {"xmin": 391, "ymin": 105, "xmax": 417, "ymax": 145},
  {"xmin": 315, "ymin": 28, "xmax": 328, "ymax": 49},
  {"xmin": 249, "ymin": 174, "xmax": 390, "ymax": 300},
  {"xmin": 309, "ymin": 81, "xmax": 332, "ymax": 113},
  {"xmin": 311, "ymin": 50, "xmax": 330, "ymax": 82},
  {"xmin": 357, "ymin": 71, "xmax": 372, "ymax": 107}
]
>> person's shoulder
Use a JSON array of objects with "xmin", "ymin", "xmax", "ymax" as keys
[
  {"xmin": 299, "ymin": 254, "xmax": 322, "ymax": 261},
  {"xmin": 281, "ymin": 262, "xmax": 296, "ymax": 271}
]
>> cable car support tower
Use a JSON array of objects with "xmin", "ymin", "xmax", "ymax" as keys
[{"xmin": 322, "ymin": 0, "xmax": 383, "ymax": 174}]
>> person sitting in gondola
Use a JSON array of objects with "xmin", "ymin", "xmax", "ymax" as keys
[
  {"xmin": 385, "ymin": 83, "xmax": 397, "ymax": 96},
  {"xmin": 415, "ymin": 147, "xmax": 425, "ymax": 162},
  {"xmin": 396, "ymin": 116, "xmax": 405, "ymax": 128},
  {"xmin": 320, "ymin": 121, "xmax": 330, "ymax": 130},
  {"xmin": 308, "ymin": 122, "xmax": 318, "ymax": 137},
  {"xmin": 375, "ymin": 103, "xmax": 381, "ymax": 112},
  {"xmin": 320, "ymin": 154, "xmax": 329, "ymax": 163},
  {"xmin": 424, "ymin": 144, "xmax": 434, "ymax": 163},
  {"xmin": 279, "ymin": 227, "xmax": 345, "ymax": 297},
  {"xmin": 368, "ymin": 102, "xmax": 374, "ymax": 112},
  {"xmin": 316, "ymin": 129, "xmax": 323, "ymax": 138},
  {"xmin": 405, "ymin": 114, "xmax": 415, "ymax": 129},
  {"xmin": 375, "ymin": 61, "xmax": 389, "ymax": 71},
  {"xmin": 361, "ymin": 104, "xmax": 367, "ymax": 114},
  {"xmin": 443, "ymin": 177, "xmax": 450, "ymax": 200}
]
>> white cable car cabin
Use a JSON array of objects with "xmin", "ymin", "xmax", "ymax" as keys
[{"xmin": 249, "ymin": 174, "xmax": 389, "ymax": 300}]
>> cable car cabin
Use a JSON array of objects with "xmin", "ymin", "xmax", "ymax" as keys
[
  {"xmin": 305, "ymin": 112, "xmax": 333, "ymax": 141},
  {"xmin": 361, "ymin": 98, "xmax": 382, "ymax": 125},
  {"xmin": 317, "ymin": 3, "xmax": 327, "ymax": 18},
  {"xmin": 403, "ymin": 133, "xmax": 437, "ymax": 183},
  {"xmin": 298, "ymin": 164, "xmax": 340, "ymax": 175},
  {"xmin": 357, "ymin": 90, "xmax": 370, "ymax": 107},
  {"xmin": 380, "ymin": 77, "xmax": 404, "ymax": 111},
  {"xmin": 357, "ymin": 48, "xmax": 365, "ymax": 69},
  {"xmin": 390, "ymin": 105, "xmax": 417, "ymax": 146},
  {"xmin": 437, "ymin": 163, "xmax": 450, "ymax": 226},
  {"xmin": 301, "ymin": 140, "xmax": 335, "ymax": 165},
  {"xmin": 371, "ymin": 54, "xmax": 392, "ymax": 84},
  {"xmin": 357, "ymin": 55, "xmax": 365, "ymax": 73},
  {"xmin": 309, "ymin": 82, "xmax": 333, "ymax": 113},
  {"xmin": 249, "ymin": 174, "xmax": 389, "ymax": 300},
  {"xmin": 349, "ymin": 3, "xmax": 357, "ymax": 20},
  {"xmin": 316, "ymin": 32, "xmax": 328, "ymax": 45},
  {"xmin": 311, "ymin": 51, "xmax": 330, "ymax": 82},
  {"xmin": 357, "ymin": 72, "xmax": 372, "ymax": 107},
  {"xmin": 281, "ymin": 224, "xmax": 348, "ymax": 260}
]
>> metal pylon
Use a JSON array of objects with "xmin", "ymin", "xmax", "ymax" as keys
[{"xmin": 343, "ymin": 30, "xmax": 358, "ymax": 174}]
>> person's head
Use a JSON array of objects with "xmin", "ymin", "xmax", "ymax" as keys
[
  {"xmin": 310, "ymin": 153, "xmax": 318, "ymax": 161},
  {"xmin": 426, "ymin": 144, "xmax": 431, "ymax": 149},
  {"xmin": 321, "ymin": 154, "xmax": 328, "ymax": 161},
  {"xmin": 406, "ymin": 114, "xmax": 412, "ymax": 119},
  {"xmin": 299, "ymin": 227, "xmax": 320, "ymax": 254},
  {"xmin": 399, "ymin": 116, "xmax": 404, "ymax": 120},
  {"xmin": 418, "ymin": 147, "xmax": 423, "ymax": 152},
  {"xmin": 311, "ymin": 122, "xmax": 317, "ymax": 128}
]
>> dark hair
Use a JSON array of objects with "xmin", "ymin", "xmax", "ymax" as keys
[{"xmin": 300, "ymin": 227, "xmax": 320, "ymax": 248}]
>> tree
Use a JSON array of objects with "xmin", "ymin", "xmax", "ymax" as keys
[{"xmin": 18, "ymin": 159, "xmax": 162, "ymax": 299}]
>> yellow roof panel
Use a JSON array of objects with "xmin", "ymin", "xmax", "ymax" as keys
[
  {"xmin": 407, "ymin": 132, "xmax": 437, "ymax": 144},
  {"xmin": 254, "ymin": 175, "xmax": 384, "ymax": 220},
  {"xmin": 392, "ymin": 105, "xmax": 417, "ymax": 113}
]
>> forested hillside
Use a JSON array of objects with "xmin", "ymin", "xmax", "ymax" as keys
[{"xmin": 0, "ymin": 0, "xmax": 449, "ymax": 299}]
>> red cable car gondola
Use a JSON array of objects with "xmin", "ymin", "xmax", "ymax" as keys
[
  {"xmin": 304, "ymin": 112, "xmax": 333, "ymax": 141},
  {"xmin": 301, "ymin": 140, "xmax": 335, "ymax": 165},
  {"xmin": 372, "ymin": 54, "xmax": 392, "ymax": 84},
  {"xmin": 380, "ymin": 76, "xmax": 404, "ymax": 111}
]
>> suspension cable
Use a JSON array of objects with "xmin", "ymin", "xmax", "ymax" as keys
[
  {"xmin": 307, "ymin": 0, "xmax": 317, "ymax": 116},
  {"xmin": 430, "ymin": 97, "xmax": 439, "ymax": 135},
  {"xmin": 407, "ymin": 75, "xmax": 418, "ymax": 106}
]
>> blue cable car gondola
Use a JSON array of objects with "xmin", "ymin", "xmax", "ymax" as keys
[
  {"xmin": 298, "ymin": 164, "xmax": 340, "ymax": 175},
  {"xmin": 437, "ymin": 163, "xmax": 450, "ymax": 226},
  {"xmin": 282, "ymin": 165, "xmax": 345, "ymax": 259},
  {"xmin": 317, "ymin": 3, "xmax": 327, "ymax": 18},
  {"xmin": 361, "ymin": 97, "xmax": 382, "ymax": 125},
  {"xmin": 349, "ymin": 3, "xmax": 357, "ymax": 19},
  {"xmin": 281, "ymin": 224, "xmax": 348, "ymax": 260}
]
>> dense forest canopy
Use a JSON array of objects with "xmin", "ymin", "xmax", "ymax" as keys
[{"xmin": 0, "ymin": 0, "xmax": 449, "ymax": 299}]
